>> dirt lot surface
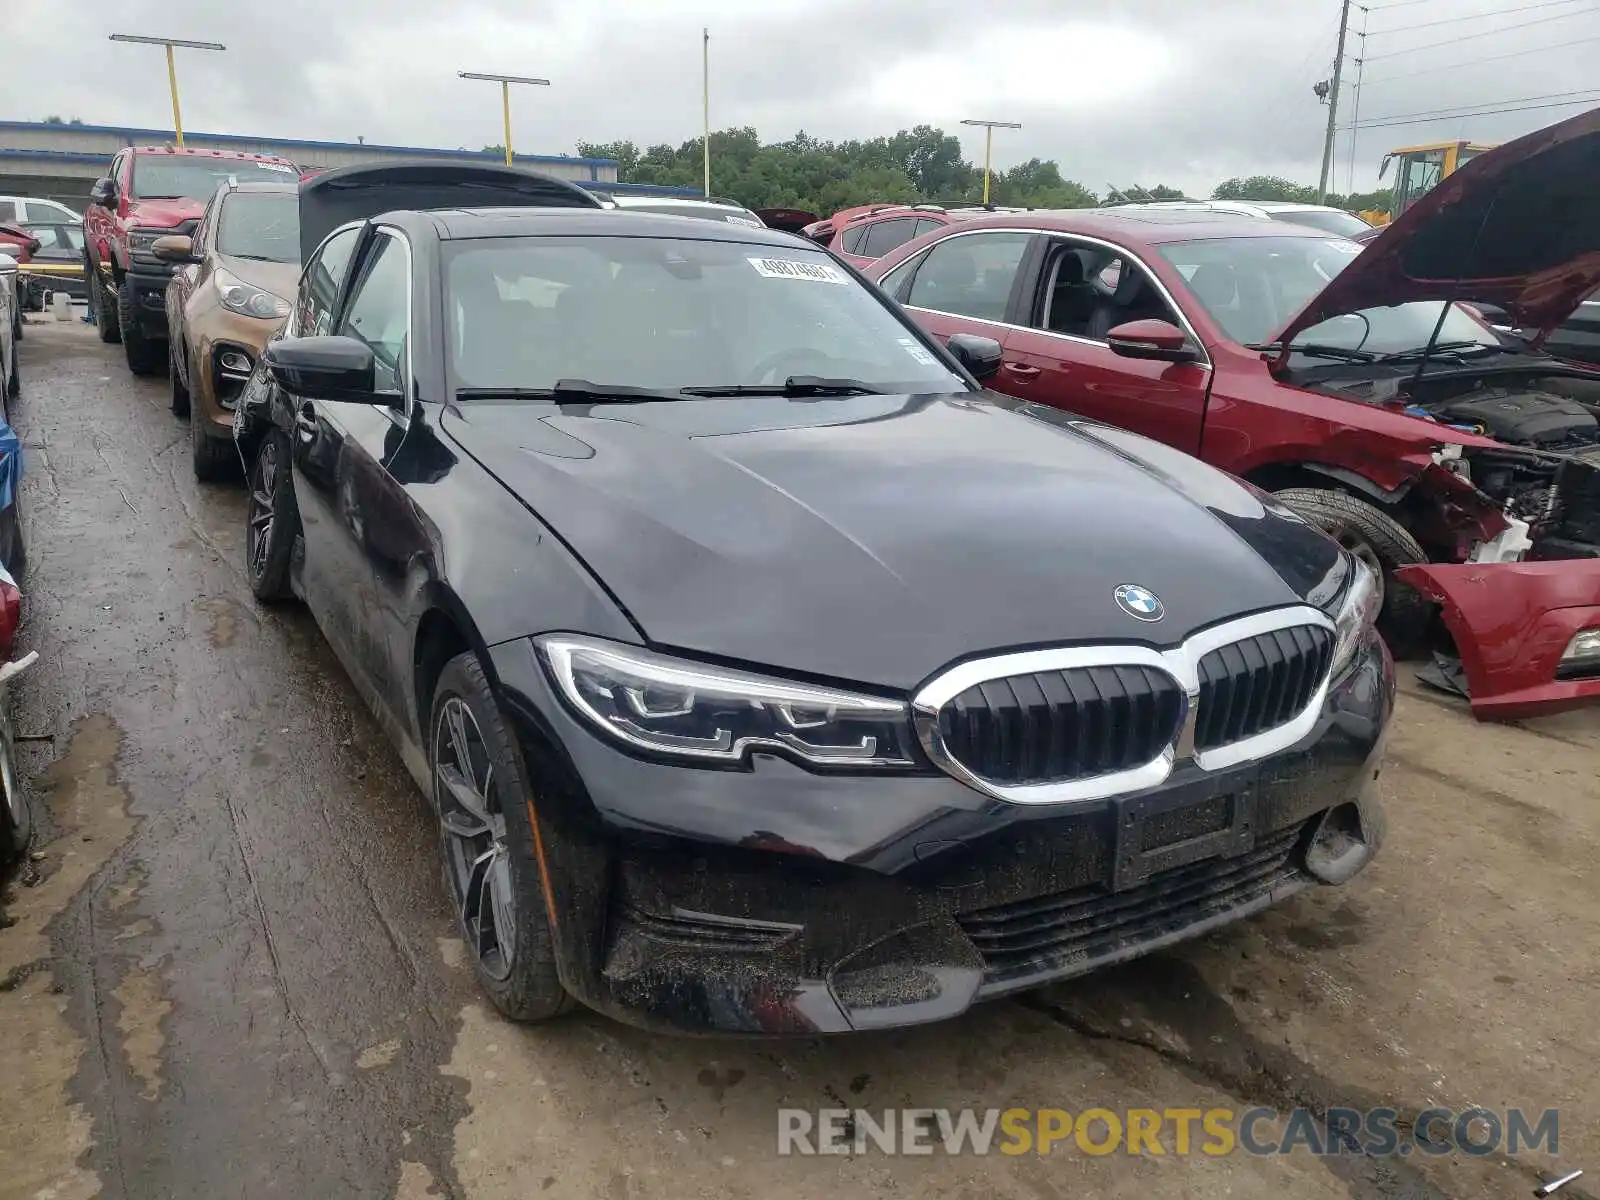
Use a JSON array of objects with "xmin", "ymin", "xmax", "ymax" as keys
[{"xmin": 2, "ymin": 319, "xmax": 1596, "ymax": 1200}]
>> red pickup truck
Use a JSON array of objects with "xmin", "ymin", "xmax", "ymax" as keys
[
  {"xmin": 869, "ymin": 107, "xmax": 1600, "ymax": 720},
  {"xmin": 83, "ymin": 146, "xmax": 300, "ymax": 374}
]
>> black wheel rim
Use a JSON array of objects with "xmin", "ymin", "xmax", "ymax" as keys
[
  {"xmin": 247, "ymin": 440, "xmax": 277, "ymax": 580},
  {"xmin": 434, "ymin": 697, "xmax": 517, "ymax": 981}
]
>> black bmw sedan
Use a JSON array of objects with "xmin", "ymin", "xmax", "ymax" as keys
[{"xmin": 236, "ymin": 165, "xmax": 1394, "ymax": 1035}]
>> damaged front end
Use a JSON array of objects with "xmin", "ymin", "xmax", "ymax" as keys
[{"xmin": 1337, "ymin": 373, "xmax": 1600, "ymax": 718}]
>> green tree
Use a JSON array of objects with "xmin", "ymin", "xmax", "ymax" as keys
[
  {"xmin": 572, "ymin": 124, "xmax": 1097, "ymax": 217},
  {"xmin": 1212, "ymin": 176, "xmax": 1318, "ymax": 203}
]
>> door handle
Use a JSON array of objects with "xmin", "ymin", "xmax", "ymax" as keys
[
  {"xmin": 1002, "ymin": 361, "xmax": 1041, "ymax": 379},
  {"xmin": 295, "ymin": 402, "xmax": 318, "ymax": 441}
]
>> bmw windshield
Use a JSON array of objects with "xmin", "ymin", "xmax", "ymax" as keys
[
  {"xmin": 444, "ymin": 235, "xmax": 968, "ymax": 395},
  {"xmin": 1158, "ymin": 235, "xmax": 1501, "ymax": 356}
]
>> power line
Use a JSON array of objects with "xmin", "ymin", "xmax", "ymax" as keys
[
  {"xmin": 1364, "ymin": 6, "xmax": 1594, "ymax": 61},
  {"xmin": 1362, "ymin": 32, "xmax": 1600, "ymax": 82},
  {"xmin": 1358, "ymin": 87, "xmax": 1600, "ymax": 123},
  {"xmin": 1367, "ymin": 0, "xmax": 1437, "ymax": 10},
  {"xmin": 1368, "ymin": 0, "xmax": 1586, "ymax": 36},
  {"xmin": 1343, "ymin": 93, "xmax": 1600, "ymax": 130}
]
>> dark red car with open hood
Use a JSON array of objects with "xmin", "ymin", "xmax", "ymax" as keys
[{"xmin": 869, "ymin": 105, "xmax": 1600, "ymax": 720}]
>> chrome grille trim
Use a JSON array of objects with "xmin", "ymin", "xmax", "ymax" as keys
[{"xmin": 911, "ymin": 606, "xmax": 1336, "ymax": 806}]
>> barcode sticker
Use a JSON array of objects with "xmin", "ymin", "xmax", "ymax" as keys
[
  {"xmin": 898, "ymin": 337, "xmax": 937, "ymax": 366},
  {"xmin": 748, "ymin": 256, "xmax": 848, "ymax": 284},
  {"xmin": 257, "ymin": 162, "xmax": 297, "ymax": 174}
]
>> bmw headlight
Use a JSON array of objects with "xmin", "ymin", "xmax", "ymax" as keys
[
  {"xmin": 216, "ymin": 269, "xmax": 291, "ymax": 319},
  {"xmin": 538, "ymin": 635, "xmax": 916, "ymax": 767},
  {"xmin": 1330, "ymin": 556, "xmax": 1381, "ymax": 675}
]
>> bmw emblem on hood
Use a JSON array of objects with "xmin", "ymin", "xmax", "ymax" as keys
[{"xmin": 1114, "ymin": 584, "xmax": 1164, "ymax": 622}]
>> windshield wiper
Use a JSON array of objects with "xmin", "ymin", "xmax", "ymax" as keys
[
  {"xmin": 1246, "ymin": 341, "xmax": 1376, "ymax": 362},
  {"xmin": 453, "ymin": 380, "xmax": 685, "ymax": 403},
  {"xmin": 1373, "ymin": 341, "xmax": 1524, "ymax": 363},
  {"xmin": 680, "ymin": 376, "xmax": 887, "ymax": 397}
]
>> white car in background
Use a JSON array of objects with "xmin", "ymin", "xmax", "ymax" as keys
[
  {"xmin": 1103, "ymin": 198, "xmax": 1374, "ymax": 239},
  {"xmin": 0, "ymin": 195, "xmax": 82, "ymax": 224}
]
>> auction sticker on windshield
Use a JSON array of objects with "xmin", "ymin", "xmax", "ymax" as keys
[
  {"xmin": 256, "ymin": 162, "xmax": 298, "ymax": 174},
  {"xmin": 749, "ymin": 257, "xmax": 849, "ymax": 284}
]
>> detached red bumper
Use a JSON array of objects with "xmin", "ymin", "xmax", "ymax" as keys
[{"xmin": 1395, "ymin": 561, "xmax": 1600, "ymax": 720}]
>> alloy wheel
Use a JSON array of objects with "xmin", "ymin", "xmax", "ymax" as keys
[
  {"xmin": 247, "ymin": 440, "xmax": 278, "ymax": 581},
  {"xmin": 434, "ymin": 696, "xmax": 517, "ymax": 981}
]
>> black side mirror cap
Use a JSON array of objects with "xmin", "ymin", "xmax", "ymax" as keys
[
  {"xmin": 946, "ymin": 333, "xmax": 1004, "ymax": 381},
  {"xmin": 88, "ymin": 178, "xmax": 117, "ymax": 208},
  {"xmin": 262, "ymin": 335, "xmax": 380, "ymax": 402}
]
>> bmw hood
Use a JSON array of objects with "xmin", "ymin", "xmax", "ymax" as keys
[
  {"xmin": 1275, "ymin": 104, "xmax": 1600, "ymax": 348},
  {"xmin": 442, "ymin": 393, "xmax": 1346, "ymax": 690}
]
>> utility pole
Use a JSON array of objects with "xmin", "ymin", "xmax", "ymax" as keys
[
  {"xmin": 960, "ymin": 118, "xmax": 1022, "ymax": 206},
  {"xmin": 1317, "ymin": 0, "xmax": 1352, "ymax": 204},
  {"xmin": 109, "ymin": 35, "xmax": 227, "ymax": 148},
  {"xmin": 702, "ymin": 29, "xmax": 711, "ymax": 198},
  {"xmin": 458, "ymin": 72, "xmax": 551, "ymax": 166}
]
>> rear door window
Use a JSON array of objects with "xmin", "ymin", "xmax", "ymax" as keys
[
  {"xmin": 905, "ymin": 231, "xmax": 1033, "ymax": 323},
  {"xmin": 861, "ymin": 218, "xmax": 917, "ymax": 259}
]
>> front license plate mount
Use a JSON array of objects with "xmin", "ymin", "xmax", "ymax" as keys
[{"xmin": 1109, "ymin": 772, "xmax": 1258, "ymax": 892}]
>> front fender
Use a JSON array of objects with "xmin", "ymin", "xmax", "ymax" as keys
[{"xmin": 1395, "ymin": 560, "xmax": 1600, "ymax": 719}]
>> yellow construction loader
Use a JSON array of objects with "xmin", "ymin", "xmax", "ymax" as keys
[{"xmin": 1358, "ymin": 139, "xmax": 1498, "ymax": 226}]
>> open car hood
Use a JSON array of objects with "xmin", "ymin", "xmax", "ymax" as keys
[
  {"xmin": 1275, "ymin": 105, "xmax": 1600, "ymax": 347},
  {"xmin": 298, "ymin": 161, "xmax": 601, "ymax": 261}
]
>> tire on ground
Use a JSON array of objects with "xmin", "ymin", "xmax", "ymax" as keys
[
  {"xmin": 245, "ymin": 431, "xmax": 298, "ymax": 602},
  {"xmin": 430, "ymin": 650, "xmax": 573, "ymax": 1023},
  {"xmin": 91, "ymin": 260, "xmax": 120, "ymax": 345},
  {"xmin": 1274, "ymin": 486, "xmax": 1432, "ymax": 655},
  {"xmin": 192, "ymin": 405, "xmax": 235, "ymax": 482},
  {"xmin": 118, "ymin": 280, "xmax": 164, "ymax": 375}
]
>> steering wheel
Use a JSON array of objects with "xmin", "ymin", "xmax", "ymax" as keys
[{"xmin": 747, "ymin": 348, "xmax": 844, "ymax": 385}]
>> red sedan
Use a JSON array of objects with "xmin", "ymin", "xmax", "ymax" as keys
[{"xmin": 868, "ymin": 106, "xmax": 1600, "ymax": 720}]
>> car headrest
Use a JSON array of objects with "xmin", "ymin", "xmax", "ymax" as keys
[
  {"xmin": 1113, "ymin": 261, "xmax": 1147, "ymax": 306},
  {"xmin": 1054, "ymin": 253, "xmax": 1087, "ymax": 286},
  {"xmin": 926, "ymin": 247, "xmax": 977, "ymax": 288},
  {"xmin": 1188, "ymin": 262, "xmax": 1239, "ymax": 308}
]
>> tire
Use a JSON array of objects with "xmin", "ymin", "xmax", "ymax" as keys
[
  {"xmin": 118, "ymin": 280, "xmax": 163, "ymax": 375},
  {"xmin": 192, "ymin": 405, "xmax": 235, "ymax": 482},
  {"xmin": 5, "ymin": 345, "xmax": 17, "ymax": 409},
  {"xmin": 1274, "ymin": 486, "xmax": 1432, "ymax": 653},
  {"xmin": 91, "ymin": 259, "xmax": 120, "ymax": 344},
  {"xmin": 245, "ymin": 432, "xmax": 297, "ymax": 601},
  {"xmin": 170, "ymin": 340, "xmax": 191, "ymax": 418},
  {"xmin": 430, "ymin": 652, "xmax": 572, "ymax": 1023}
]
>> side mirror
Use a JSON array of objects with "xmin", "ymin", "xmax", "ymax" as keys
[
  {"xmin": 89, "ymin": 178, "xmax": 117, "ymax": 208},
  {"xmin": 1106, "ymin": 319, "xmax": 1198, "ymax": 363},
  {"xmin": 945, "ymin": 332, "xmax": 1003, "ymax": 381},
  {"xmin": 152, "ymin": 234, "xmax": 198, "ymax": 264},
  {"xmin": 262, "ymin": 336, "xmax": 379, "ymax": 402}
]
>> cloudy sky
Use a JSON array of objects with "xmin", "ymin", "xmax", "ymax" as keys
[{"xmin": 5, "ymin": 0, "xmax": 1598, "ymax": 197}]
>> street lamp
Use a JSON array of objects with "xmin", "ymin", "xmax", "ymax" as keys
[
  {"xmin": 458, "ymin": 72, "xmax": 551, "ymax": 166},
  {"xmin": 109, "ymin": 34, "xmax": 226, "ymax": 148},
  {"xmin": 961, "ymin": 118, "xmax": 1022, "ymax": 206}
]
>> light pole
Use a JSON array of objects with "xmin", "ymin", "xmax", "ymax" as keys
[
  {"xmin": 458, "ymin": 72, "xmax": 551, "ymax": 166},
  {"xmin": 961, "ymin": 118, "xmax": 1022, "ymax": 206},
  {"xmin": 702, "ymin": 29, "xmax": 711, "ymax": 198},
  {"xmin": 108, "ymin": 34, "xmax": 226, "ymax": 148}
]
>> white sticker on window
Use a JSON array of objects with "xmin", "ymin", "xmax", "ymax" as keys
[
  {"xmin": 256, "ymin": 162, "xmax": 297, "ymax": 174},
  {"xmin": 724, "ymin": 214, "xmax": 764, "ymax": 228},
  {"xmin": 1323, "ymin": 238, "xmax": 1363, "ymax": 255},
  {"xmin": 748, "ymin": 256, "xmax": 848, "ymax": 284},
  {"xmin": 898, "ymin": 337, "xmax": 937, "ymax": 366}
]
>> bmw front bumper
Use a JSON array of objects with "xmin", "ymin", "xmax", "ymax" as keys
[{"xmin": 488, "ymin": 630, "xmax": 1394, "ymax": 1035}]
